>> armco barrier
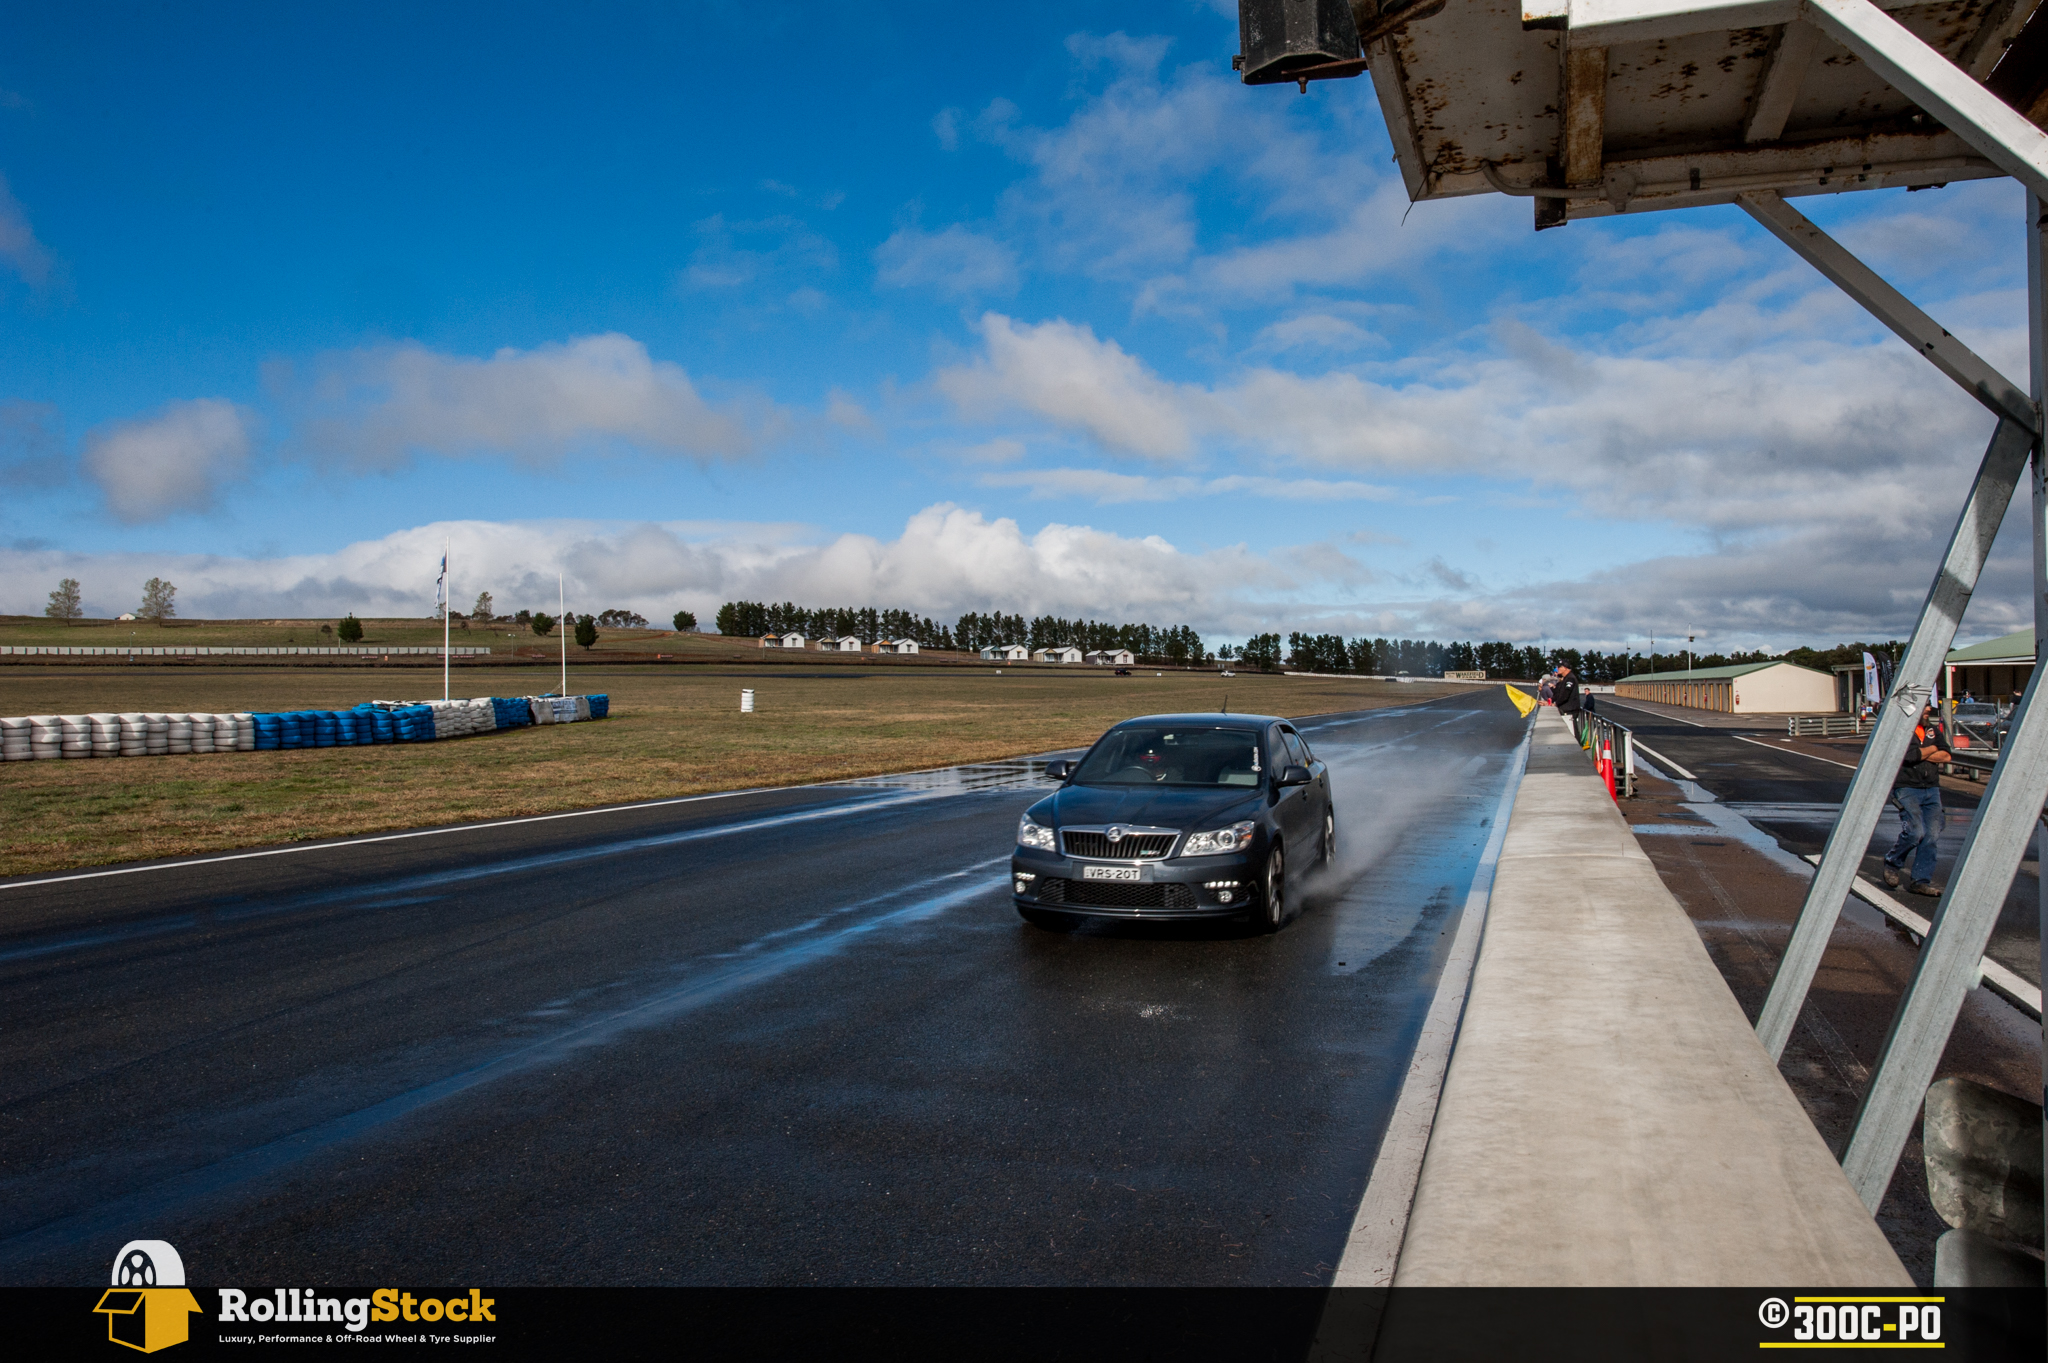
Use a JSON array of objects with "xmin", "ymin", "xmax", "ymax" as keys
[{"xmin": 1, "ymin": 695, "xmax": 604, "ymax": 760}]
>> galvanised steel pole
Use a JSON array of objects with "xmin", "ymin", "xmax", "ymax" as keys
[
  {"xmin": 1754, "ymin": 417, "xmax": 2031, "ymax": 1062},
  {"xmin": 1836, "ymin": 197, "xmax": 2048, "ymax": 1214}
]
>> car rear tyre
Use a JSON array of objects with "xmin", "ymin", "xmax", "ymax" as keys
[
  {"xmin": 1018, "ymin": 906, "xmax": 1078, "ymax": 932},
  {"xmin": 1320, "ymin": 809, "xmax": 1336, "ymax": 867},
  {"xmin": 1260, "ymin": 846, "xmax": 1285, "ymax": 933}
]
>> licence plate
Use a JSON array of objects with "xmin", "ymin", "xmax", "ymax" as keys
[{"xmin": 1082, "ymin": 866, "xmax": 1142, "ymax": 882}]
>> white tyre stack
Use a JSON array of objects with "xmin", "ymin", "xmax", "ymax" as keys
[
  {"xmin": 89, "ymin": 713, "xmax": 120, "ymax": 757},
  {"xmin": 59, "ymin": 714, "xmax": 93, "ymax": 758},
  {"xmin": 189, "ymin": 712, "xmax": 216, "ymax": 754},
  {"xmin": 29, "ymin": 715, "xmax": 63, "ymax": 759},
  {"xmin": 231, "ymin": 712, "xmax": 255, "ymax": 751},
  {"xmin": 118, "ymin": 713, "xmax": 148, "ymax": 757},
  {"xmin": 144, "ymin": 713, "xmax": 170, "ymax": 756},
  {"xmin": 0, "ymin": 716, "xmax": 29, "ymax": 761},
  {"xmin": 166, "ymin": 712, "xmax": 194, "ymax": 755}
]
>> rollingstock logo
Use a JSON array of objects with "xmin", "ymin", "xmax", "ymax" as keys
[
  {"xmin": 93, "ymin": 1241, "xmax": 204, "ymax": 1353},
  {"xmin": 89, "ymin": 1239, "xmax": 497, "ymax": 1351},
  {"xmin": 217, "ymin": 1286, "xmax": 496, "ymax": 1334}
]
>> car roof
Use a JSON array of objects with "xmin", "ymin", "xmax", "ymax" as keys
[{"xmin": 1110, "ymin": 713, "xmax": 1280, "ymax": 730}]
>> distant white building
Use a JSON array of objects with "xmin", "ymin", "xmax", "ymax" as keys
[
  {"xmin": 875, "ymin": 638, "xmax": 920, "ymax": 654},
  {"xmin": 817, "ymin": 635, "xmax": 864, "ymax": 652},
  {"xmin": 1086, "ymin": 649, "xmax": 1136, "ymax": 666},
  {"xmin": 761, "ymin": 631, "xmax": 808, "ymax": 650},
  {"xmin": 980, "ymin": 643, "xmax": 1030, "ymax": 662},
  {"xmin": 1033, "ymin": 645, "xmax": 1084, "ymax": 664},
  {"xmin": 116, "ymin": 612, "xmax": 137, "ymax": 621}
]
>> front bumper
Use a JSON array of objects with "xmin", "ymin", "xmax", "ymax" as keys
[{"xmin": 1009, "ymin": 846, "xmax": 1259, "ymax": 919}]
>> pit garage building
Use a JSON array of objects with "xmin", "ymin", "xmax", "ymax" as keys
[
  {"xmin": 1945, "ymin": 628, "xmax": 2035, "ymax": 704},
  {"xmin": 1616, "ymin": 660, "xmax": 1836, "ymax": 714}
]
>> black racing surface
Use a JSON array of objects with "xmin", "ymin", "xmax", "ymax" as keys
[
  {"xmin": 0, "ymin": 690, "xmax": 1528, "ymax": 1286},
  {"xmin": 1599, "ymin": 698, "xmax": 2039, "ymax": 987}
]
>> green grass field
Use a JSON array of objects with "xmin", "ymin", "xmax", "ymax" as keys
[{"xmin": 0, "ymin": 665, "xmax": 1473, "ymax": 876}]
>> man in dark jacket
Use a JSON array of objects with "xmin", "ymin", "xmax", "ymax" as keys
[
  {"xmin": 1882, "ymin": 702, "xmax": 1950, "ymax": 895},
  {"xmin": 1552, "ymin": 666, "xmax": 1582, "ymax": 716}
]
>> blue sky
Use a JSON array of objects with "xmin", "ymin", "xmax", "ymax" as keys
[{"xmin": 0, "ymin": 1, "xmax": 2030, "ymax": 651}]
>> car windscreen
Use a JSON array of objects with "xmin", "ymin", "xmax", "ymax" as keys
[{"xmin": 1072, "ymin": 726, "xmax": 1265, "ymax": 787}]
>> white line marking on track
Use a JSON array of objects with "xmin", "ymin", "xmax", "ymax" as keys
[
  {"xmin": 1628, "ymin": 740, "xmax": 1697, "ymax": 781},
  {"xmin": 1601, "ymin": 698, "xmax": 1709, "ymax": 728},
  {"xmin": 1329, "ymin": 715, "xmax": 1534, "ymax": 1288},
  {"xmin": 0, "ymin": 774, "xmax": 1031, "ymax": 893},
  {"xmin": 1733, "ymin": 734, "xmax": 1859, "ymax": 770}
]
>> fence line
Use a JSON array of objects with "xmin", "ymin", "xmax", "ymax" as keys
[{"xmin": 0, "ymin": 645, "xmax": 492, "ymax": 657}]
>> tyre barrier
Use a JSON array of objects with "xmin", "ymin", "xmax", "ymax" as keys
[{"xmin": 1, "ymin": 697, "xmax": 604, "ymax": 761}]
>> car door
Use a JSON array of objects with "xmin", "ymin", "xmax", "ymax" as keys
[
  {"xmin": 1272, "ymin": 725, "xmax": 1316, "ymax": 859},
  {"xmin": 1284, "ymin": 725, "xmax": 1331, "ymax": 853}
]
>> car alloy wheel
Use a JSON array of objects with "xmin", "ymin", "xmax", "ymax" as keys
[
  {"xmin": 1261, "ymin": 846, "xmax": 1285, "ymax": 932},
  {"xmin": 1320, "ymin": 810, "xmax": 1336, "ymax": 867}
]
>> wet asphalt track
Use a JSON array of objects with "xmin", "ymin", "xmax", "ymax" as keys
[{"xmin": 0, "ymin": 689, "xmax": 1527, "ymax": 1285}]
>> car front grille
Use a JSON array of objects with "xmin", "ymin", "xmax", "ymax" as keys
[
  {"xmin": 1039, "ymin": 879, "xmax": 1196, "ymax": 910},
  {"xmin": 1061, "ymin": 831, "xmax": 1175, "ymax": 860}
]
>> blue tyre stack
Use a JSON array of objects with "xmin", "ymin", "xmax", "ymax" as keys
[
  {"xmin": 252, "ymin": 713, "xmax": 283, "ymax": 750},
  {"xmin": 311, "ymin": 711, "xmax": 340, "ymax": 748},
  {"xmin": 588, "ymin": 694, "xmax": 610, "ymax": 719},
  {"xmin": 490, "ymin": 697, "xmax": 531, "ymax": 729},
  {"xmin": 392, "ymin": 704, "xmax": 434, "ymax": 742}
]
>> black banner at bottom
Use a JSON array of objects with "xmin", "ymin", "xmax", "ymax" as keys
[{"xmin": 11, "ymin": 1286, "xmax": 2043, "ymax": 1361}]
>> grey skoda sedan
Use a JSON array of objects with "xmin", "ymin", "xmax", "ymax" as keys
[{"xmin": 1010, "ymin": 712, "xmax": 1333, "ymax": 931}]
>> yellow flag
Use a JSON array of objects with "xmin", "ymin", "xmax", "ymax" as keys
[{"xmin": 1505, "ymin": 684, "xmax": 1537, "ymax": 718}]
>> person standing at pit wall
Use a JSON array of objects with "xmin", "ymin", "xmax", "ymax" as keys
[
  {"xmin": 1882, "ymin": 702, "xmax": 1951, "ymax": 897},
  {"xmin": 1552, "ymin": 665, "xmax": 1582, "ymax": 719},
  {"xmin": 1537, "ymin": 671, "xmax": 1556, "ymax": 707}
]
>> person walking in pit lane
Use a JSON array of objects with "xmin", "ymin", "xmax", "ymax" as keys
[{"xmin": 1882, "ymin": 701, "xmax": 1951, "ymax": 896}]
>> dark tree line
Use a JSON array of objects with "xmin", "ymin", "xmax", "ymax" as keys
[{"xmin": 715, "ymin": 601, "xmax": 1207, "ymax": 663}]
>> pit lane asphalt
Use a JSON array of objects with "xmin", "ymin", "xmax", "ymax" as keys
[
  {"xmin": 0, "ymin": 689, "xmax": 1528, "ymax": 1286},
  {"xmin": 1599, "ymin": 697, "xmax": 2040, "ymax": 988}
]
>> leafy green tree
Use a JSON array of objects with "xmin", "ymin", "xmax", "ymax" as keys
[
  {"xmin": 44, "ymin": 577, "xmax": 82, "ymax": 624},
  {"xmin": 337, "ymin": 614, "xmax": 363, "ymax": 642},
  {"xmin": 531, "ymin": 612, "xmax": 556, "ymax": 638},
  {"xmin": 673, "ymin": 609, "xmax": 697, "ymax": 632},
  {"xmin": 575, "ymin": 614, "xmax": 598, "ymax": 650},
  {"xmin": 139, "ymin": 577, "xmax": 177, "ymax": 623}
]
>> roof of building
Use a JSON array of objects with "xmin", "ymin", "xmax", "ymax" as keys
[
  {"xmin": 1946, "ymin": 628, "xmax": 2034, "ymax": 665},
  {"xmin": 1621, "ymin": 660, "xmax": 1830, "ymax": 683}
]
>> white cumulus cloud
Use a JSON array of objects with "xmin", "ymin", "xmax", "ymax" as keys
[
  {"xmin": 935, "ymin": 313, "xmax": 1205, "ymax": 459},
  {"xmin": 293, "ymin": 333, "xmax": 779, "ymax": 469},
  {"xmin": 80, "ymin": 398, "xmax": 254, "ymax": 523}
]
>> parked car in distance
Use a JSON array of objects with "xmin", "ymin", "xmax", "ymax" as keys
[{"xmin": 1012, "ymin": 712, "xmax": 1333, "ymax": 933}]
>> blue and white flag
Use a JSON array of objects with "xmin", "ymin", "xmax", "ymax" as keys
[{"xmin": 436, "ymin": 552, "xmax": 447, "ymax": 607}]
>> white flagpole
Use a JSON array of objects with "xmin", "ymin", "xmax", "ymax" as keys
[
  {"xmin": 442, "ymin": 539, "xmax": 451, "ymax": 702},
  {"xmin": 559, "ymin": 573, "xmax": 567, "ymax": 696}
]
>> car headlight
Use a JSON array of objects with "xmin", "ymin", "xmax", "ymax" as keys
[
  {"xmin": 1181, "ymin": 821, "xmax": 1256, "ymax": 856},
  {"xmin": 1017, "ymin": 818, "xmax": 1057, "ymax": 851}
]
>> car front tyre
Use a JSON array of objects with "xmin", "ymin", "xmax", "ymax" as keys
[
  {"xmin": 1260, "ymin": 846, "xmax": 1285, "ymax": 933},
  {"xmin": 1320, "ymin": 809, "xmax": 1336, "ymax": 867}
]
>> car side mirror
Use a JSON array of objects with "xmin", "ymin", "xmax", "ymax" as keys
[
  {"xmin": 1043, "ymin": 759, "xmax": 1073, "ymax": 780},
  {"xmin": 1278, "ymin": 764, "xmax": 1312, "ymax": 787}
]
